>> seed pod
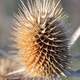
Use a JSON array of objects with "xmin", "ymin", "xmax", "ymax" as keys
[{"xmin": 10, "ymin": 0, "xmax": 70, "ymax": 79}]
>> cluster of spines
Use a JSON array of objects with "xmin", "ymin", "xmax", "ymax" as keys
[
  {"xmin": 10, "ymin": 0, "xmax": 70, "ymax": 79},
  {"xmin": 35, "ymin": 17, "xmax": 70, "ymax": 77}
]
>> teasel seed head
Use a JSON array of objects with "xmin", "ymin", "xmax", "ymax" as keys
[
  {"xmin": 10, "ymin": 0, "xmax": 70, "ymax": 79},
  {"xmin": 0, "ymin": 56, "xmax": 21, "ymax": 80}
]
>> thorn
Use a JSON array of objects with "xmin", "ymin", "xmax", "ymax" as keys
[
  {"xmin": 69, "ymin": 27, "xmax": 80, "ymax": 48},
  {"xmin": 7, "ymin": 68, "xmax": 25, "ymax": 76}
]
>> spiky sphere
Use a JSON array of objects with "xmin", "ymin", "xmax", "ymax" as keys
[{"xmin": 10, "ymin": 0, "xmax": 70, "ymax": 79}]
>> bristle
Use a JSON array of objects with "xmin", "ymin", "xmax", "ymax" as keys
[{"xmin": 10, "ymin": 0, "xmax": 70, "ymax": 79}]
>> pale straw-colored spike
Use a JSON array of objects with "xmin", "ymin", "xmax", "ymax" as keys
[
  {"xmin": 50, "ymin": 0, "xmax": 62, "ymax": 17},
  {"xmin": 69, "ymin": 27, "xmax": 80, "ymax": 47},
  {"xmin": 7, "ymin": 68, "xmax": 25, "ymax": 76}
]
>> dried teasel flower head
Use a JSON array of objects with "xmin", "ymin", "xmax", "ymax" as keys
[{"xmin": 10, "ymin": 0, "xmax": 71, "ymax": 79}]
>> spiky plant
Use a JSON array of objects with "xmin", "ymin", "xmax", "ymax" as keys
[{"xmin": 9, "ymin": 0, "xmax": 71, "ymax": 79}]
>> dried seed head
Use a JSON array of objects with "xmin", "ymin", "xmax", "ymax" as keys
[
  {"xmin": 10, "ymin": 0, "xmax": 70, "ymax": 79},
  {"xmin": 0, "ymin": 57, "xmax": 21, "ymax": 80}
]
